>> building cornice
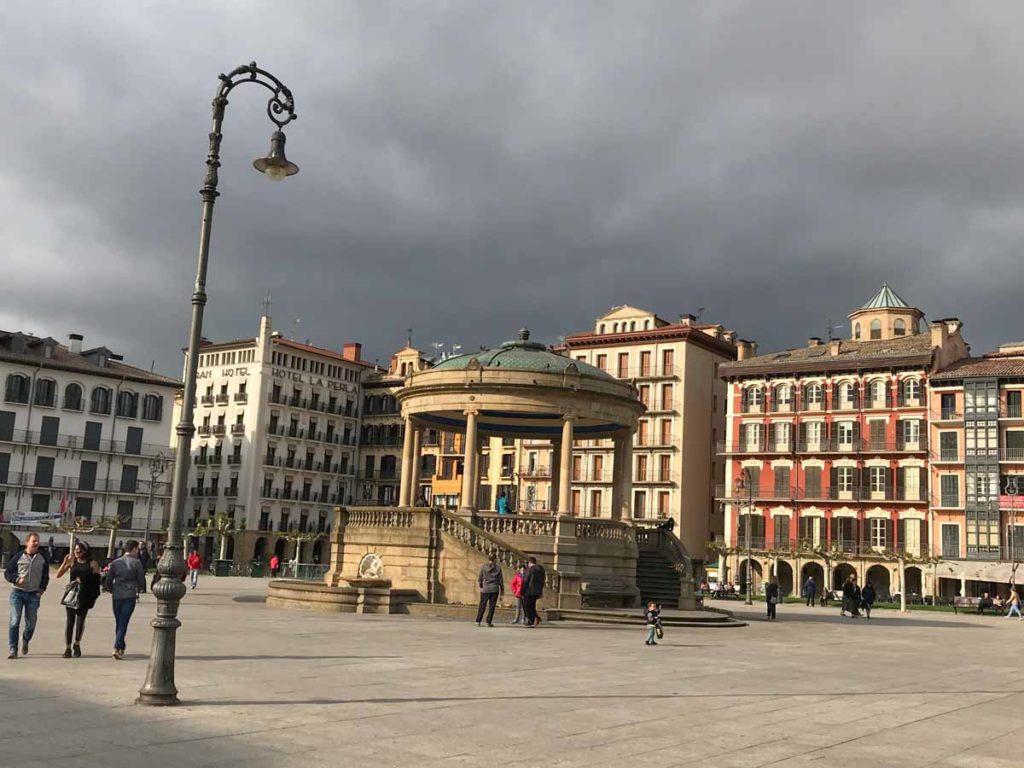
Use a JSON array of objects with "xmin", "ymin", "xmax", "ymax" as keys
[{"xmin": 565, "ymin": 326, "xmax": 738, "ymax": 359}]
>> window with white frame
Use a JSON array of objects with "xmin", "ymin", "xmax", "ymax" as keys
[
  {"xmin": 804, "ymin": 421, "xmax": 823, "ymax": 448},
  {"xmin": 805, "ymin": 383, "xmax": 823, "ymax": 405},
  {"xmin": 901, "ymin": 419, "xmax": 920, "ymax": 445},
  {"xmin": 869, "ymin": 380, "xmax": 887, "ymax": 405},
  {"xmin": 870, "ymin": 467, "xmax": 886, "ymax": 493},
  {"xmin": 837, "ymin": 466, "xmax": 854, "ymax": 492},
  {"xmin": 836, "ymin": 422, "xmax": 854, "ymax": 445},
  {"xmin": 870, "ymin": 518, "xmax": 887, "ymax": 548}
]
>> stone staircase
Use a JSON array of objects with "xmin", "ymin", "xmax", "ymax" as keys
[{"xmin": 636, "ymin": 547, "xmax": 682, "ymax": 606}]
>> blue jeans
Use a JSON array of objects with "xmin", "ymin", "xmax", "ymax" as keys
[
  {"xmin": 112, "ymin": 597, "xmax": 137, "ymax": 651},
  {"xmin": 189, "ymin": 568, "xmax": 199, "ymax": 589},
  {"xmin": 646, "ymin": 624, "xmax": 657, "ymax": 643},
  {"xmin": 9, "ymin": 590, "xmax": 40, "ymax": 650},
  {"xmin": 1008, "ymin": 604, "xmax": 1022, "ymax": 618}
]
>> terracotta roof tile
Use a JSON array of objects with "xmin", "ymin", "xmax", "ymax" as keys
[
  {"xmin": 931, "ymin": 356, "xmax": 1024, "ymax": 380},
  {"xmin": 721, "ymin": 333, "xmax": 934, "ymax": 378}
]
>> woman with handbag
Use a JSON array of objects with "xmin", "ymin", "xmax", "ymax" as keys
[
  {"xmin": 765, "ymin": 577, "xmax": 780, "ymax": 621},
  {"xmin": 55, "ymin": 542, "xmax": 101, "ymax": 658}
]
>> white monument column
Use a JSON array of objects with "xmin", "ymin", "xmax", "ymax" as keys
[
  {"xmin": 610, "ymin": 434, "xmax": 625, "ymax": 521},
  {"xmin": 398, "ymin": 416, "xmax": 415, "ymax": 507},
  {"xmin": 619, "ymin": 430, "xmax": 634, "ymax": 521},
  {"xmin": 549, "ymin": 438, "xmax": 561, "ymax": 513},
  {"xmin": 558, "ymin": 416, "xmax": 575, "ymax": 514},
  {"xmin": 460, "ymin": 410, "xmax": 479, "ymax": 512},
  {"xmin": 409, "ymin": 427, "xmax": 423, "ymax": 505}
]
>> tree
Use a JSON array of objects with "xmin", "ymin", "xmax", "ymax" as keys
[
  {"xmin": 283, "ymin": 529, "xmax": 326, "ymax": 576},
  {"xmin": 189, "ymin": 514, "xmax": 244, "ymax": 561},
  {"xmin": 94, "ymin": 515, "xmax": 125, "ymax": 558},
  {"xmin": 44, "ymin": 516, "xmax": 101, "ymax": 556},
  {"xmin": 878, "ymin": 548, "xmax": 942, "ymax": 613}
]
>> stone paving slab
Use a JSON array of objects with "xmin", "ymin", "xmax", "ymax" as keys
[{"xmin": 2, "ymin": 578, "xmax": 1023, "ymax": 767}]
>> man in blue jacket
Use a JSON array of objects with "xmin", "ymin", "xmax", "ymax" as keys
[{"xmin": 4, "ymin": 532, "xmax": 49, "ymax": 659}]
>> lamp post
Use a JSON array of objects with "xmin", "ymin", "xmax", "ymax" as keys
[
  {"xmin": 735, "ymin": 468, "xmax": 754, "ymax": 605},
  {"xmin": 143, "ymin": 452, "xmax": 168, "ymax": 548},
  {"xmin": 138, "ymin": 62, "xmax": 298, "ymax": 707}
]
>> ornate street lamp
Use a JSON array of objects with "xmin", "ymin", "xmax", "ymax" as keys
[
  {"xmin": 137, "ymin": 62, "xmax": 298, "ymax": 707},
  {"xmin": 143, "ymin": 452, "xmax": 168, "ymax": 546},
  {"xmin": 735, "ymin": 468, "xmax": 754, "ymax": 606}
]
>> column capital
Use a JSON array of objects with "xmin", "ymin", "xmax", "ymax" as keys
[{"xmin": 463, "ymin": 409, "xmax": 480, "ymax": 417}]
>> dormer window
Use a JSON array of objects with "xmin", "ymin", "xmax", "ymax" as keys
[
  {"xmin": 894, "ymin": 319, "xmax": 906, "ymax": 336},
  {"xmin": 854, "ymin": 323, "xmax": 861, "ymax": 340},
  {"xmin": 599, "ymin": 324, "xmax": 606, "ymax": 334},
  {"xmin": 870, "ymin": 319, "xmax": 882, "ymax": 340}
]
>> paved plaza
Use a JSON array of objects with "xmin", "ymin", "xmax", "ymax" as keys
[{"xmin": 3, "ymin": 578, "xmax": 1023, "ymax": 768}]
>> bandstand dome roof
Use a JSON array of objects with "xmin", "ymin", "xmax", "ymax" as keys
[{"xmin": 432, "ymin": 329, "xmax": 614, "ymax": 381}]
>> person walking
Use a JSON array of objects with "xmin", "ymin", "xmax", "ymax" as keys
[
  {"xmin": 107, "ymin": 539, "xmax": 146, "ymax": 660},
  {"xmin": 644, "ymin": 602, "xmax": 661, "ymax": 646},
  {"xmin": 187, "ymin": 549, "xmax": 202, "ymax": 589},
  {"xmin": 521, "ymin": 556, "xmax": 545, "ymax": 627},
  {"xmin": 1007, "ymin": 587, "xmax": 1023, "ymax": 620},
  {"xmin": 55, "ymin": 542, "xmax": 101, "ymax": 658},
  {"xmin": 841, "ymin": 574, "xmax": 855, "ymax": 617},
  {"xmin": 270, "ymin": 553, "xmax": 280, "ymax": 579},
  {"xmin": 137, "ymin": 543, "xmax": 152, "ymax": 593},
  {"xmin": 4, "ymin": 532, "xmax": 49, "ymax": 659},
  {"xmin": 803, "ymin": 575, "xmax": 817, "ymax": 607},
  {"xmin": 474, "ymin": 553, "xmax": 504, "ymax": 627},
  {"xmin": 861, "ymin": 580, "xmax": 877, "ymax": 619},
  {"xmin": 765, "ymin": 577, "xmax": 780, "ymax": 620},
  {"xmin": 510, "ymin": 563, "xmax": 527, "ymax": 624}
]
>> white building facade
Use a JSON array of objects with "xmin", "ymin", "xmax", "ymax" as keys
[
  {"xmin": 0, "ymin": 330, "xmax": 180, "ymax": 551},
  {"xmin": 185, "ymin": 315, "xmax": 367, "ymax": 563}
]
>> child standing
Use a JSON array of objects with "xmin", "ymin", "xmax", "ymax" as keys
[
  {"xmin": 644, "ymin": 602, "xmax": 661, "ymax": 646},
  {"xmin": 510, "ymin": 563, "xmax": 526, "ymax": 624}
]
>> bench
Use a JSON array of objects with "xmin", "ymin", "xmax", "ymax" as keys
[{"xmin": 953, "ymin": 596, "xmax": 1004, "ymax": 615}]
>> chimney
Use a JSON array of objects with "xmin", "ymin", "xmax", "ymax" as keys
[
  {"xmin": 807, "ymin": 337, "xmax": 822, "ymax": 348},
  {"xmin": 68, "ymin": 333, "xmax": 83, "ymax": 355},
  {"xmin": 342, "ymin": 342, "xmax": 362, "ymax": 362},
  {"xmin": 722, "ymin": 330, "xmax": 736, "ymax": 344},
  {"xmin": 830, "ymin": 340, "xmax": 841, "ymax": 356},
  {"xmin": 679, "ymin": 314, "xmax": 695, "ymax": 327},
  {"xmin": 736, "ymin": 340, "xmax": 753, "ymax": 361},
  {"xmin": 930, "ymin": 320, "xmax": 948, "ymax": 350}
]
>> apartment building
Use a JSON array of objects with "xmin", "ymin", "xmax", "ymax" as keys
[
  {"xmin": 549, "ymin": 305, "xmax": 741, "ymax": 563},
  {"xmin": 185, "ymin": 314, "xmax": 368, "ymax": 563},
  {"xmin": 717, "ymin": 285, "xmax": 969, "ymax": 598},
  {"xmin": 928, "ymin": 344, "xmax": 1024, "ymax": 596},
  {"xmin": 0, "ymin": 330, "xmax": 180, "ymax": 550}
]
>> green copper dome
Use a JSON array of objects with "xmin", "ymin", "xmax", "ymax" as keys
[
  {"xmin": 431, "ymin": 328, "xmax": 614, "ymax": 381},
  {"xmin": 860, "ymin": 282, "xmax": 911, "ymax": 310}
]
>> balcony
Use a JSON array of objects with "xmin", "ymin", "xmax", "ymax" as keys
[
  {"xmin": 617, "ymin": 364, "xmax": 676, "ymax": 380},
  {"xmin": 571, "ymin": 469, "xmax": 614, "ymax": 483},
  {"xmin": 636, "ymin": 433, "xmax": 676, "ymax": 449},
  {"xmin": 200, "ymin": 395, "xmax": 214, "ymax": 406},
  {"xmin": 197, "ymin": 425, "xmax": 211, "ymax": 436},
  {"xmin": 1004, "ymin": 403, "xmax": 1024, "ymax": 419},
  {"xmin": 231, "ymin": 423, "xmax": 245, "ymax": 435},
  {"xmin": 1002, "ymin": 447, "xmax": 1024, "ymax": 462},
  {"xmin": 634, "ymin": 470, "xmax": 678, "ymax": 484},
  {"xmin": 641, "ymin": 399, "xmax": 677, "ymax": 414},
  {"xmin": 227, "ymin": 455, "xmax": 242, "ymax": 466},
  {"xmin": 521, "ymin": 466, "xmax": 551, "ymax": 479},
  {"xmin": 718, "ymin": 484, "xmax": 929, "ymax": 503},
  {"xmin": 932, "ymin": 409, "xmax": 962, "ymax": 422},
  {"xmin": 193, "ymin": 455, "xmax": 208, "ymax": 465},
  {"xmin": 234, "ymin": 392, "xmax": 248, "ymax": 404},
  {"xmin": 718, "ymin": 439, "xmax": 795, "ymax": 455},
  {"xmin": 211, "ymin": 424, "xmax": 226, "ymax": 436},
  {"xmin": 215, "ymin": 393, "xmax": 230, "ymax": 405}
]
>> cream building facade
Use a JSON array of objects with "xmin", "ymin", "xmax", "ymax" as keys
[{"xmin": 184, "ymin": 314, "xmax": 368, "ymax": 563}]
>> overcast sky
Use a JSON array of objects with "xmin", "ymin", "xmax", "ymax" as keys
[{"xmin": 3, "ymin": 2, "xmax": 1024, "ymax": 376}]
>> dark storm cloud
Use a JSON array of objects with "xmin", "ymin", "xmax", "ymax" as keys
[{"xmin": 3, "ymin": 1, "xmax": 1024, "ymax": 376}]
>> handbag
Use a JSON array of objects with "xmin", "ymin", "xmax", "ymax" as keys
[
  {"xmin": 655, "ymin": 623, "xmax": 664, "ymax": 639},
  {"xmin": 61, "ymin": 581, "xmax": 81, "ymax": 610}
]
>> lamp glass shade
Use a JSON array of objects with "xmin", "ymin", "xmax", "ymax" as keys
[{"xmin": 253, "ymin": 130, "xmax": 299, "ymax": 180}]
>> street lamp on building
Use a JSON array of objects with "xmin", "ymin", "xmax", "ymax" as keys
[
  {"xmin": 735, "ymin": 468, "xmax": 754, "ymax": 605},
  {"xmin": 143, "ymin": 452, "xmax": 168, "ymax": 546},
  {"xmin": 137, "ymin": 62, "xmax": 298, "ymax": 707}
]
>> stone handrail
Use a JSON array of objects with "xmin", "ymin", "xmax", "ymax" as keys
[
  {"xmin": 440, "ymin": 511, "xmax": 560, "ymax": 592},
  {"xmin": 574, "ymin": 519, "xmax": 635, "ymax": 543},
  {"xmin": 474, "ymin": 513, "xmax": 557, "ymax": 537},
  {"xmin": 635, "ymin": 524, "xmax": 693, "ymax": 579},
  {"xmin": 347, "ymin": 508, "xmax": 416, "ymax": 528}
]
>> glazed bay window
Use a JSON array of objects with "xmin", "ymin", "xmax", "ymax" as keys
[
  {"xmin": 966, "ymin": 422, "xmax": 998, "ymax": 460},
  {"xmin": 965, "ymin": 381, "xmax": 998, "ymax": 417},
  {"xmin": 966, "ymin": 467, "xmax": 998, "ymax": 505},
  {"xmin": 966, "ymin": 509, "xmax": 999, "ymax": 558}
]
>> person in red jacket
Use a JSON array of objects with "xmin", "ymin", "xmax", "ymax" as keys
[
  {"xmin": 187, "ymin": 550, "xmax": 202, "ymax": 590},
  {"xmin": 270, "ymin": 554, "xmax": 280, "ymax": 578},
  {"xmin": 509, "ymin": 563, "xmax": 527, "ymax": 625}
]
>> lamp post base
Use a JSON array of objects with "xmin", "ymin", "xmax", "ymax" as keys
[{"xmin": 137, "ymin": 550, "xmax": 188, "ymax": 707}]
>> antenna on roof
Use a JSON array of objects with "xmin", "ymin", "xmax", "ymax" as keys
[
  {"xmin": 407, "ymin": 327, "xmax": 413, "ymax": 347},
  {"xmin": 697, "ymin": 307, "xmax": 705, "ymax": 322},
  {"xmin": 151, "ymin": 360, "xmax": 155, "ymax": 372},
  {"xmin": 262, "ymin": 291, "xmax": 272, "ymax": 317},
  {"xmin": 826, "ymin": 317, "xmax": 844, "ymax": 342}
]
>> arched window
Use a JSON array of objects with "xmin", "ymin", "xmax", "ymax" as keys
[
  {"xmin": 854, "ymin": 323, "xmax": 861, "ymax": 340},
  {"xmin": 4, "ymin": 373, "xmax": 30, "ymax": 404},
  {"xmin": 839, "ymin": 381, "xmax": 855, "ymax": 405},
  {"xmin": 613, "ymin": 323, "xmax": 619, "ymax": 333},
  {"xmin": 805, "ymin": 382, "xmax": 823, "ymax": 405},
  {"xmin": 894, "ymin": 319, "xmax": 906, "ymax": 336},
  {"xmin": 91, "ymin": 386, "xmax": 112, "ymax": 414},
  {"xmin": 116, "ymin": 390, "xmax": 138, "ymax": 418},
  {"xmin": 870, "ymin": 319, "xmax": 882, "ymax": 340},
  {"xmin": 599, "ymin": 324, "xmax": 606, "ymax": 334},
  {"xmin": 643, "ymin": 320, "xmax": 650, "ymax": 330},
  {"xmin": 870, "ymin": 380, "xmax": 888, "ymax": 405},
  {"xmin": 33, "ymin": 378, "xmax": 56, "ymax": 407},
  {"xmin": 903, "ymin": 378, "xmax": 920, "ymax": 403},
  {"xmin": 630, "ymin": 321, "xmax": 636, "ymax": 331},
  {"xmin": 774, "ymin": 383, "xmax": 792, "ymax": 407},
  {"xmin": 63, "ymin": 383, "xmax": 83, "ymax": 411},
  {"xmin": 142, "ymin": 394, "xmax": 163, "ymax": 421},
  {"xmin": 745, "ymin": 386, "xmax": 764, "ymax": 411}
]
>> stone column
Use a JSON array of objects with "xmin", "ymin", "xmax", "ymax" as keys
[
  {"xmin": 558, "ymin": 417, "xmax": 575, "ymax": 514},
  {"xmin": 459, "ymin": 410, "xmax": 479, "ymax": 512},
  {"xmin": 409, "ymin": 427, "xmax": 422, "ymax": 505},
  {"xmin": 549, "ymin": 439, "xmax": 561, "ymax": 513},
  {"xmin": 398, "ymin": 416, "xmax": 415, "ymax": 507},
  {"xmin": 610, "ymin": 435, "xmax": 625, "ymax": 521},
  {"xmin": 619, "ymin": 430, "xmax": 634, "ymax": 521}
]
